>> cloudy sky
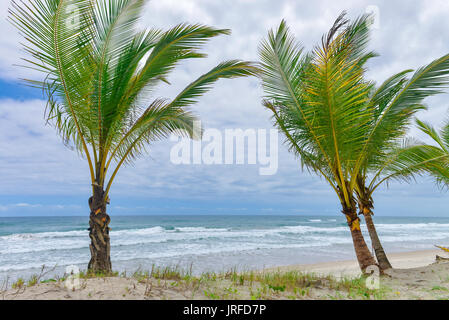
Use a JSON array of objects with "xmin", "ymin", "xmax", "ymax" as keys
[{"xmin": 1, "ymin": 0, "xmax": 449, "ymax": 217}]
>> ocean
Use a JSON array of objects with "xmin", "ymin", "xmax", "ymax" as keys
[{"xmin": 1, "ymin": 215, "xmax": 448, "ymax": 283}]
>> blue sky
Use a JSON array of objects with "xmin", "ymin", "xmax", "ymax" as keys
[{"xmin": 1, "ymin": 0, "xmax": 449, "ymax": 217}]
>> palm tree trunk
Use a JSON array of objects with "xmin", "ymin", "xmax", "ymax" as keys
[
  {"xmin": 87, "ymin": 185, "xmax": 112, "ymax": 273},
  {"xmin": 343, "ymin": 204, "xmax": 377, "ymax": 272},
  {"xmin": 362, "ymin": 209, "xmax": 392, "ymax": 270}
]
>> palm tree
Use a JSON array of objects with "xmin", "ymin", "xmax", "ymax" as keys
[
  {"xmin": 354, "ymin": 52, "xmax": 449, "ymax": 271},
  {"xmin": 259, "ymin": 13, "xmax": 378, "ymax": 271},
  {"xmin": 9, "ymin": 0, "xmax": 258, "ymax": 272},
  {"xmin": 259, "ymin": 12, "xmax": 449, "ymax": 272}
]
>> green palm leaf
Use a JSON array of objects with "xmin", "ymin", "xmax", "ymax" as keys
[
  {"xmin": 10, "ymin": 0, "xmax": 257, "ymax": 199},
  {"xmin": 409, "ymin": 119, "xmax": 449, "ymax": 187},
  {"xmin": 369, "ymin": 142, "xmax": 449, "ymax": 191},
  {"xmin": 353, "ymin": 54, "xmax": 449, "ymax": 189},
  {"xmin": 259, "ymin": 14, "xmax": 375, "ymax": 205}
]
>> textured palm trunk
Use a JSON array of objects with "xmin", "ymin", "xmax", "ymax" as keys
[
  {"xmin": 342, "ymin": 200, "xmax": 377, "ymax": 272},
  {"xmin": 87, "ymin": 185, "xmax": 112, "ymax": 273},
  {"xmin": 362, "ymin": 208, "xmax": 392, "ymax": 271},
  {"xmin": 347, "ymin": 217, "xmax": 378, "ymax": 272},
  {"xmin": 356, "ymin": 182, "xmax": 393, "ymax": 271}
]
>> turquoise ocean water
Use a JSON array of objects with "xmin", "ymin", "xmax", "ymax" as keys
[{"xmin": 1, "ymin": 215, "xmax": 448, "ymax": 283}]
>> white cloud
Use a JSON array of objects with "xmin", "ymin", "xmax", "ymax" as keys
[
  {"xmin": 0, "ymin": 98, "xmax": 91, "ymax": 195},
  {"xmin": 0, "ymin": 202, "xmax": 83, "ymax": 212},
  {"xmin": 1, "ymin": 0, "xmax": 449, "ymax": 216},
  {"xmin": 15, "ymin": 203, "xmax": 41, "ymax": 208}
]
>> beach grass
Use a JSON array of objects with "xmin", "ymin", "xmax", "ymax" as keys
[
  {"xmin": 2, "ymin": 264, "xmax": 391, "ymax": 300},
  {"xmin": 3, "ymin": 256, "xmax": 448, "ymax": 300},
  {"xmin": 132, "ymin": 268, "xmax": 389, "ymax": 300}
]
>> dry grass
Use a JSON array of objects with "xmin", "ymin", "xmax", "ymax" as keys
[{"xmin": 0, "ymin": 264, "xmax": 394, "ymax": 300}]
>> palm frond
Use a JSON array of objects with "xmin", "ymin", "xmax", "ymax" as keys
[
  {"xmin": 90, "ymin": 0, "xmax": 147, "ymax": 146},
  {"xmin": 263, "ymin": 100, "xmax": 338, "ymax": 192},
  {"xmin": 371, "ymin": 142, "xmax": 449, "ymax": 192},
  {"xmin": 259, "ymin": 13, "xmax": 375, "ymax": 205},
  {"xmin": 416, "ymin": 119, "xmax": 447, "ymax": 150},
  {"xmin": 10, "ymin": 0, "xmax": 257, "ymax": 196},
  {"xmin": 112, "ymin": 99, "xmax": 197, "ymax": 164},
  {"xmin": 170, "ymin": 60, "xmax": 259, "ymax": 109},
  {"xmin": 128, "ymin": 24, "xmax": 231, "ymax": 100},
  {"xmin": 104, "ymin": 99, "xmax": 198, "ymax": 195},
  {"xmin": 352, "ymin": 54, "xmax": 449, "ymax": 190},
  {"xmin": 440, "ymin": 117, "xmax": 449, "ymax": 151},
  {"xmin": 414, "ymin": 118, "xmax": 449, "ymax": 188},
  {"xmin": 369, "ymin": 69, "xmax": 413, "ymax": 118}
]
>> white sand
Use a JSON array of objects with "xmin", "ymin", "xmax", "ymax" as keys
[
  {"xmin": 265, "ymin": 249, "xmax": 443, "ymax": 279},
  {"xmin": 2, "ymin": 249, "xmax": 448, "ymax": 300}
]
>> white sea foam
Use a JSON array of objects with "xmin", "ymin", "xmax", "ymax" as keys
[
  {"xmin": 0, "ymin": 230, "xmax": 87, "ymax": 241},
  {"xmin": 174, "ymin": 227, "xmax": 229, "ymax": 232},
  {"xmin": 374, "ymin": 223, "xmax": 449, "ymax": 230},
  {"xmin": 1, "ymin": 221, "xmax": 449, "ymax": 272}
]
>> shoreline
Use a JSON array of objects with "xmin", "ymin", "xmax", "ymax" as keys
[
  {"xmin": 0, "ymin": 248, "xmax": 444, "ymax": 280},
  {"xmin": 264, "ymin": 249, "xmax": 443, "ymax": 279}
]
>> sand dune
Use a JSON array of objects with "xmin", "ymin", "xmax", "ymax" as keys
[{"xmin": 2, "ymin": 249, "xmax": 448, "ymax": 300}]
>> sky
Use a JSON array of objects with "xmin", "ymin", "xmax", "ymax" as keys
[{"xmin": 1, "ymin": 0, "xmax": 449, "ymax": 217}]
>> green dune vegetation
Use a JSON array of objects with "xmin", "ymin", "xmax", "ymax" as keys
[
  {"xmin": 0, "ymin": 265, "xmax": 403, "ymax": 300},
  {"xmin": 258, "ymin": 12, "xmax": 449, "ymax": 273},
  {"xmin": 3, "ymin": 257, "xmax": 449, "ymax": 300},
  {"xmin": 9, "ymin": 0, "xmax": 258, "ymax": 273}
]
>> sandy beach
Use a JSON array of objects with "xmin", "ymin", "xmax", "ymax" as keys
[
  {"xmin": 2, "ymin": 249, "xmax": 448, "ymax": 300},
  {"xmin": 265, "ymin": 249, "xmax": 444, "ymax": 278}
]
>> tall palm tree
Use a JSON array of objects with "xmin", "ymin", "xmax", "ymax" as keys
[
  {"xmin": 354, "ymin": 52, "xmax": 449, "ymax": 271},
  {"xmin": 259, "ymin": 12, "xmax": 449, "ymax": 272},
  {"xmin": 259, "ymin": 13, "xmax": 378, "ymax": 271},
  {"xmin": 9, "ymin": 0, "xmax": 258, "ymax": 272}
]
